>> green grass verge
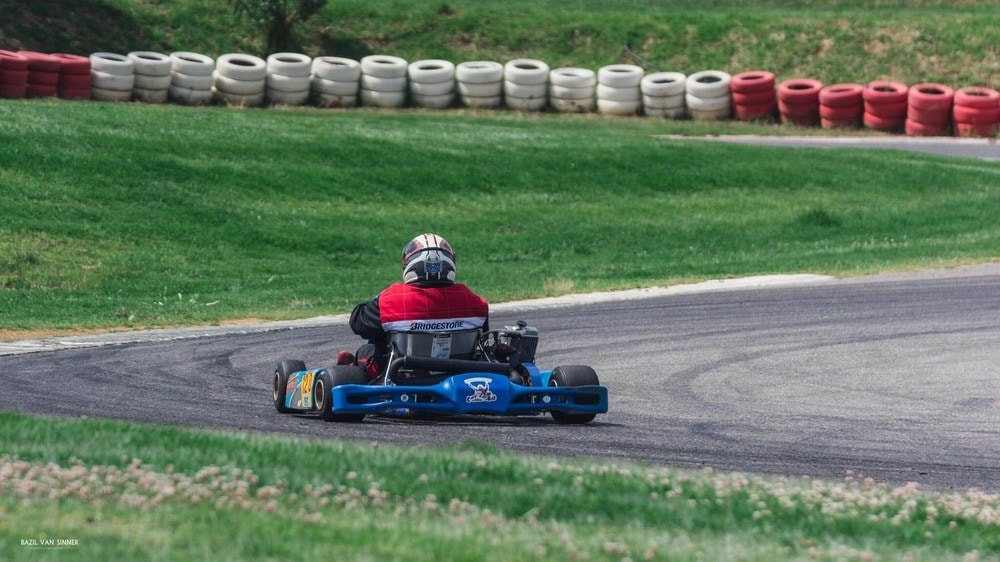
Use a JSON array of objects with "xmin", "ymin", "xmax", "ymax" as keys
[
  {"xmin": 1, "ymin": 99, "xmax": 998, "ymax": 332},
  {"xmin": 1, "ymin": 411, "xmax": 998, "ymax": 561}
]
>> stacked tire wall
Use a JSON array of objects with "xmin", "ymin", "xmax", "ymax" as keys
[
  {"xmin": 311, "ymin": 56, "xmax": 359, "ymax": 108},
  {"xmin": 214, "ymin": 53, "xmax": 266, "ymax": 107},
  {"xmin": 456, "ymin": 61, "xmax": 503, "ymax": 109},
  {"xmin": 265, "ymin": 52, "xmax": 312, "ymax": 107},
  {"xmin": 905, "ymin": 83, "xmax": 953, "ymax": 137},
  {"xmin": 90, "ymin": 52, "xmax": 133, "ymax": 102},
  {"xmin": 819, "ymin": 83, "xmax": 864, "ymax": 129},
  {"xmin": 778, "ymin": 79, "xmax": 822, "ymax": 126},
  {"xmin": 863, "ymin": 81, "xmax": 908, "ymax": 132},
  {"xmin": 640, "ymin": 72, "xmax": 685, "ymax": 118},
  {"xmin": 25, "ymin": 51, "xmax": 60, "ymax": 98},
  {"xmin": 730, "ymin": 71, "xmax": 776, "ymax": 121},
  {"xmin": 408, "ymin": 59, "xmax": 455, "ymax": 109},
  {"xmin": 169, "ymin": 52, "xmax": 214, "ymax": 106},
  {"xmin": 597, "ymin": 64, "xmax": 643, "ymax": 116},
  {"xmin": 549, "ymin": 67, "xmax": 596, "ymax": 113},
  {"xmin": 504, "ymin": 59, "xmax": 549, "ymax": 112},
  {"xmin": 686, "ymin": 70, "xmax": 732, "ymax": 121},
  {"xmin": 0, "ymin": 50, "xmax": 29, "ymax": 99},
  {"xmin": 360, "ymin": 55, "xmax": 408, "ymax": 109},
  {"xmin": 130, "ymin": 51, "xmax": 171, "ymax": 103},
  {"xmin": 54, "ymin": 54, "xmax": 91, "ymax": 100},
  {"xmin": 952, "ymin": 87, "xmax": 1000, "ymax": 138}
]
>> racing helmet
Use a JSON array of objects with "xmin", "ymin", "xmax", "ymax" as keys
[{"xmin": 402, "ymin": 233, "xmax": 456, "ymax": 285}]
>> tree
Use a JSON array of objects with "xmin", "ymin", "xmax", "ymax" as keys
[{"xmin": 231, "ymin": 0, "xmax": 327, "ymax": 54}]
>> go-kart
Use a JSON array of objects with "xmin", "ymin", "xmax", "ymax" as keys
[{"xmin": 272, "ymin": 322, "xmax": 608, "ymax": 424}]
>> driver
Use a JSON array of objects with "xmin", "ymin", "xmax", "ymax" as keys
[{"xmin": 339, "ymin": 233, "xmax": 490, "ymax": 378}]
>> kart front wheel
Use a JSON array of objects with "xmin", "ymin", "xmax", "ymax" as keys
[
  {"xmin": 314, "ymin": 366, "xmax": 368, "ymax": 422},
  {"xmin": 548, "ymin": 365, "xmax": 599, "ymax": 424},
  {"xmin": 273, "ymin": 359, "xmax": 306, "ymax": 414}
]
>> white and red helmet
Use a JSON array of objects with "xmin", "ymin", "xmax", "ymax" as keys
[{"xmin": 402, "ymin": 233, "xmax": 456, "ymax": 285}]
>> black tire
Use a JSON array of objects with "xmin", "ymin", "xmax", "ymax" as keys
[
  {"xmin": 548, "ymin": 364, "xmax": 600, "ymax": 424},
  {"xmin": 315, "ymin": 365, "xmax": 369, "ymax": 422},
  {"xmin": 273, "ymin": 359, "xmax": 306, "ymax": 414}
]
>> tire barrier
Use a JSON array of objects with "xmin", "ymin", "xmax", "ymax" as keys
[
  {"xmin": 214, "ymin": 53, "xmax": 266, "ymax": 107},
  {"xmin": 53, "ymin": 54, "xmax": 91, "ymax": 100},
  {"xmin": 952, "ymin": 87, "xmax": 1000, "ymax": 138},
  {"xmin": 128, "ymin": 51, "xmax": 171, "ymax": 104},
  {"xmin": 596, "ymin": 64, "xmax": 643, "ymax": 116},
  {"xmin": 408, "ymin": 59, "xmax": 455, "ymax": 109},
  {"xmin": 90, "ymin": 52, "xmax": 134, "ymax": 102},
  {"xmin": 730, "ymin": 71, "xmax": 776, "ymax": 121},
  {"xmin": 265, "ymin": 52, "xmax": 311, "ymax": 107},
  {"xmin": 311, "ymin": 56, "xmax": 359, "ymax": 108},
  {"xmin": 169, "ymin": 51, "xmax": 214, "ymax": 106},
  {"xmin": 456, "ymin": 61, "xmax": 503, "ymax": 109},
  {"xmin": 23, "ymin": 51, "xmax": 61, "ymax": 98},
  {"xmin": 0, "ymin": 50, "xmax": 29, "ymax": 99},
  {"xmin": 548, "ymin": 67, "xmax": 596, "ymax": 113},
  {"xmin": 360, "ymin": 55, "xmax": 408, "ymax": 108},
  {"xmin": 686, "ymin": 70, "xmax": 732, "ymax": 121},
  {"xmin": 778, "ymin": 78, "xmax": 822, "ymax": 127},
  {"xmin": 818, "ymin": 83, "xmax": 863, "ymax": 129},
  {"xmin": 640, "ymin": 71, "xmax": 685, "ymax": 118},
  {"xmin": 863, "ymin": 80, "xmax": 908, "ymax": 132},
  {"xmin": 504, "ymin": 58, "xmax": 549, "ymax": 112},
  {"xmin": 905, "ymin": 83, "xmax": 953, "ymax": 137}
]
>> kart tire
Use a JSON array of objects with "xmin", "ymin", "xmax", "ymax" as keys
[
  {"xmin": 548, "ymin": 365, "xmax": 599, "ymax": 424},
  {"xmin": 315, "ymin": 366, "xmax": 368, "ymax": 422},
  {"xmin": 274, "ymin": 359, "xmax": 306, "ymax": 414}
]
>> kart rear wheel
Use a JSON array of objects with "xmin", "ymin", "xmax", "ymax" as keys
[
  {"xmin": 273, "ymin": 359, "xmax": 305, "ymax": 414},
  {"xmin": 315, "ymin": 366, "xmax": 368, "ymax": 422},
  {"xmin": 548, "ymin": 365, "xmax": 599, "ymax": 424}
]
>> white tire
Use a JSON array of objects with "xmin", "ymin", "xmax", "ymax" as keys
[
  {"xmin": 686, "ymin": 92, "xmax": 731, "ymax": 112},
  {"xmin": 644, "ymin": 106, "xmax": 687, "ymax": 119},
  {"xmin": 315, "ymin": 92, "xmax": 357, "ymax": 108},
  {"xmin": 549, "ymin": 84, "xmax": 595, "ymax": 100},
  {"xmin": 128, "ymin": 51, "xmax": 171, "ymax": 76},
  {"xmin": 90, "ymin": 70, "xmax": 134, "ymax": 91},
  {"xmin": 170, "ymin": 52, "xmax": 214, "ymax": 76},
  {"xmin": 266, "ymin": 88, "xmax": 310, "ymax": 106},
  {"xmin": 597, "ymin": 98, "xmax": 641, "ymax": 115},
  {"xmin": 409, "ymin": 79, "xmax": 454, "ymax": 96},
  {"xmin": 360, "ymin": 55, "xmax": 407, "ymax": 78},
  {"xmin": 408, "ymin": 59, "xmax": 455, "ymax": 83},
  {"xmin": 598, "ymin": 64, "xmax": 643, "ymax": 88},
  {"xmin": 91, "ymin": 86, "xmax": 132, "ymax": 102},
  {"xmin": 461, "ymin": 95, "xmax": 502, "ymax": 109},
  {"xmin": 133, "ymin": 87, "xmax": 169, "ymax": 103},
  {"xmin": 213, "ymin": 73, "xmax": 265, "ymax": 95},
  {"xmin": 641, "ymin": 72, "xmax": 686, "ymax": 97},
  {"xmin": 642, "ymin": 93, "xmax": 685, "ymax": 110},
  {"xmin": 90, "ymin": 52, "xmax": 133, "ymax": 74},
  {"xmin": 133, "ymin": 73, "xmax": 173, "ymax": 90},
  {"xmin": 504, "ymin": 80, "xmax": 546, "ymax": 99},
  {"xmin": 457, "ymin": 80, "xmax": 501, "ymax": 97},
  {"xmin": 311, "ymin": 57, "xmax": 360, "ymax": 81},
  {"xmin": 170, "ymin": 70, "xmax": 213, "ymax": 90},
  {"xmin": 266, "ymin": 52, "xmax": 311, "ymax": 78},
  {"xmin": 214, "ymin": 88, "xmax": 264, "ymax": 107},
  {"xmin": 505, "ymin": 95, "xmax": 546, "ymax": 111},
  {"xmin": 504, "ymin": 59, "xmax": 549, "ymax": 86},
  {"xmin": 216, "ymin": 54, "xmax": 266, "ymax": 81},
  {"xmin": 266, "ymin": 73, "xmax": 310, "ymax": 93},
  {"xmin": 312, "ymin": 77, "xmax": 359, "ymax": 96},
  {"xmin": 550, "ymin": 96, "xmax": 595, "ymax": 113},
  {"xmin": 549, "ymin": 67, "xmax": 596, "ymax": 88},
  {"xmin": 689, "ymin": 107, "xmax": 731, "ymax": 121},
  {"xmin": 169, "ymin": 84, "xmax": 214, "ymax": 105},
  {"xmin": 597, "ymin": 83, "xmax": 640, "ymax": 102},
  {"xmin": 456, "ymin": 61, "xmax": 503, "ymax": 84},
  {"xmin": 686, "ymin": 70, "xmax": 731, "ymax": 99},
  {"xmin": 361, "ymin": 88, "xmax": 406, "ymax": 107},
  {"xmin": 412, "ymin": 91, "xmax": 454, "ymax": 109},
  {"xmin": 360, "ymin": 74, "xmax": 407, "ymax": 92}
]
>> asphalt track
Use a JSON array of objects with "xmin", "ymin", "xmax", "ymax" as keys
[{"xmin": 1, "ymin": 264, "xmax": 997, "ymax": 492}]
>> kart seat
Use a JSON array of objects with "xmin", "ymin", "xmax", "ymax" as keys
[{"xmin": 388, "ymin": 329, "xmax": 480, "ymax": 360}]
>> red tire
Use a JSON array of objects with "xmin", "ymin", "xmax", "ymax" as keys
[
  {"xmin": 953, "ymin": 87, "xmax": 1000, "ymax": 110},
  {"xmin": 819, "ymin": 104, "xmax": 862, "ymax": 120},
  {"xmin": 0, "ymin": 83, "xmax": 28, "ymax": 98},
  {"xmin": 821, "ymin": 117, "xmax": 860, "ymax": 129},
  {"xmin": 778, "ymin": 79, "xmax": 823, "ymax": 104},
  {"xmin": 818, "ymin": 83, "xmax": 863, "ymax": 108},
  {"xmin": 57, "ymin": 73, "xmax": 92, "ymax": 89},
  {"xmin": 21, "ymin": 51, "xmax": 61, "ymax": 72},
  {"xmin": 954, "ymin": 122, "xmax": 999, "ymax": 138},
  {"xmin": 26, "ymin": 83, "xmax": 57, "ymax": 98},
  {"xmin": 731, "ymin": 71, "xmax": 775, "ymax": 93},
  {"xmin": 58, "ymin": 87, "xmax": 91, "ymax": 100},
  {"xmin": 733, "ymin": 101, "xmax": 777, "ymax": 120},
  {"xmin": 863, "ymin": 81, "xmax": 908, "ymax": 104},
  {"xmin": 27, "ymin": 69, "xmax": 59, "ymax": 87},
  {"xmin": 0, "ymin": 69, "xmax": 29, "ymax": 86},
  {"xmin": 863, "ymin": 112, "xmax": 904, "ymax": 131},
  {"xmin": 731, "ymin": 88, "xmax": 775, "ymax": 106},
  {"xmin": 907, "ymin": 105, "xmax": 951, "ymax": 126},
  {"xmin": 864, "ymin": 99, "xmax": 908, "ymax": 119},
  {"xmin": 778, "ymin": 98, "xmax": 819, "ymax": 118},
  {"xmin": 952, "ymin": 105, "xmax": 1000, "ymax": 124},
  {"xmin": 51, "ymin": 53, "xmax": 90, "ymax": 75},
  {"xmin": 908, "ymin": 83, "xmax": 953, "ymax": 111},
  {"xmin": 905, "ymin": 118, "xmax": 949, "ymax": 137},
  {"xmin": 0, "ymin": 50, "xmax": 29, "ymax": 70}
]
